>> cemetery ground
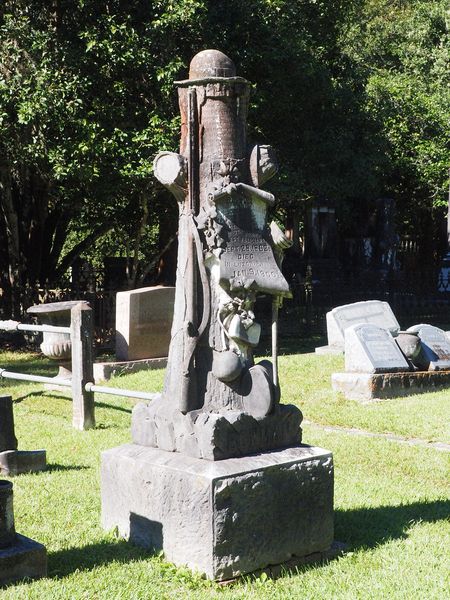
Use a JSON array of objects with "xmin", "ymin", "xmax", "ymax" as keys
[{"xmin": 0, "ymin": 346, "xmax": 448, "ymax": 599}]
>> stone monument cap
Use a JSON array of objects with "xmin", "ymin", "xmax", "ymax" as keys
[
  {"xmin": 176, "ymin": 49, "xmax": 247, "ymax": 86},
  {"xmin": 27, "ymin": 300, "xmax": 89, "ymax": 315},
  {"xmin": 189, "ymin": 49, "xmax": 236, "ymax": 79}
]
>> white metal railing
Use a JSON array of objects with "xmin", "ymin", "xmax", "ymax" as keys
[{"xmin": 0, "ymin": 308, "xmax": 158, "ymax": 430}]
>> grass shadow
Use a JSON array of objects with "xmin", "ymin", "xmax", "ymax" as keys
[
  {"xmin": 335, "ymin": 499, "xmax": 450, "ymax": 551},
  {"xmin": 94, "ymin": 401, "xmax": 132, "ymax": 414},
  {"xmin": 0, "ymin": 356, "xmax": 56, "ymax": 377},
  {"xmin": 46, "ymin": 463, "xmax": 90, "ymax": 473},
  {"xmin": 12, "ymin": 391, "xmax": 133, "ymax": 416},
  {"xmin": 49, "ymin": 539, "xmax": 156, "ymax": 578},
  {"xmin": 46, "ymin": 498, "xmax": 449, "ymax": 580},
  {"xmin": 12, "ymin": 390, "xmax": 69, "ymax": 404}
]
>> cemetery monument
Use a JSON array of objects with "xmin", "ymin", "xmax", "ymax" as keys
[
  {"xmin": 316, "ymin": 299, "xmax": 400, "ymax": 354},
  {"xmin": 0, "ymin": 480, "xmax": 47, "ymax": 584},
  {"xmin": 0, "ymin": 395, "xmax": 46, "ymax": 475},
  {"xmin": 94, "ymin": 285, "xmax": 175, "ymax": 381},
  {"xmin": 101, "ymin": 49, "xmax": 335, "ymax": 580},
  {"xmin": 332, "ymin": 320, "xmax": 450, "ymax": 401}
]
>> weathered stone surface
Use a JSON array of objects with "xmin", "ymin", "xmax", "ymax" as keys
[
  {"xmin": 407, "ymin": 324, "xmax": 450, "ymax": 371},
  {"xmin": 0, "ymin": 534, "xmax": 47, "ymax": 585},
  {"xmin": 332, "ymin": 370, "xmax": 450, "ymax": 401},
  {"xmin": 0, "ymin": 396, "xmax": 17, "ymax": 453},
  {"xmin": 0, "ymin": 450, "xmax": 46, "ymax": 476},
  {"xmin": 115, "ymin": 286, "xmax": 175, "ymax": 361},
  {"xmin": 325, "ymin": 300, "xmax": 400, "ymax": 349},
  {"xmin": 344, "ymin": 324, "xmax": 409, "ymax": 374},
  {"xmin": 93, "ymin": 357, "xmax": 167, "ymax": 382},
  {"xmin": 101, "ymin": 443, "xmax": 334, "ymax": 580},
  {"xmin": 131, "ymin": 401, "xmax": 302, "ymax": 460},
  {"xmin": 0, "ymin": 397, "xmax": 46, "ymax": 475}
]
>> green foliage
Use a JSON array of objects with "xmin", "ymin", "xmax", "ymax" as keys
[
  {"xmin": 0, "ymin": 0, "xmax": 449, "ymax": 315},
  {"xmin": 343, "ymin": 0, "xmax": 450, "ymax": 233}
]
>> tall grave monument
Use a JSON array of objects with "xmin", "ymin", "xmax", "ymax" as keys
[{"xmin": 101, "ymin": 50, "xmax": 334, "ymax": 580}]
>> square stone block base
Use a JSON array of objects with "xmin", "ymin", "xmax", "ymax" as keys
[
  {"xmin": 93, "ymin": 357, "xmax": 167, "ymax": 382},
  {"xmin": 101, "ymin": 443, "xmax": 334, "ymax": 581},
  {"xmin": 0, "ymin": 450, "xmax": 46, "ymax": 476},
  {"xmin": 0, "ymin": 534, "xmax": 47, "ymax": 585},
  {"xmin": 332, "ymin": 370, "xmax": 450, "ymax": 402}
]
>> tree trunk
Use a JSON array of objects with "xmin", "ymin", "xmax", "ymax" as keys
[
  {"xmin": 0, "ymin": 164, "xmax": 21, "ymax": 318},
  {"xmin": 126, "ymin": 196, "xmax": 149, "ymax": 289}
]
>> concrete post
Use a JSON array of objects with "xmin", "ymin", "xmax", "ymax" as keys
[{"xmin": 70, "ymin": 303, "xmax": 95, "ymax": 430}]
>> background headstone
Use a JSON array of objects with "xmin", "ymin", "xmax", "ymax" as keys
[
  {"xmin": 327, "ymin": 300, "xmax": 400, "ymax": 349},
  {"xmin": 407, "ymin": 324, "xmax": 450, "ymax": 370},
  {"xmin": 345, "ymin": 323, "xmax": 410, "ymax": 373},
  {"xmin": 115, "ymin": 286, "xmax": 175, "ymax": 361}
]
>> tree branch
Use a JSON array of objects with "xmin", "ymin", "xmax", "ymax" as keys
[{"xmin": 54, "ymin": 222, "xmax": 113, "ymax": 280}]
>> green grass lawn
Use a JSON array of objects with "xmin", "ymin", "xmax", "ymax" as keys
[{"xmin": 0, "ymin": 349, "xmax": 448, "ymax": 599}]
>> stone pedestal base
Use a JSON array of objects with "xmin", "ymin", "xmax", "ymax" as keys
[
  {"xmin": 101, "ymin": 443, "xmax": 334, "ymax": 581},
  {"xmin": 0, "ymin": 450, "xmax": 46, "ymax": 476},
  {"xmin": 93, "ymin": 357, "xmax": 167, "ymax": 382},
  {"xmin": 332, "ymin": 370, "xmax": 450, "ymax": 402},
  {"xmin": 0, "ymin": 534, "xmax": 47, "ymax": 585}
]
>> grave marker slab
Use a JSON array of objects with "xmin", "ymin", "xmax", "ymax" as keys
[
  {"xmin": 115, "ymin": 286, "xmax": 175, "ymax": 361},
  {"xmin": 407, "ymin": 324, "xmax": 450, "ymax": 371},
  {"xmin": 345, "ymin": 323, "xmax": 410, "ymax": 373},
  {"xmin": 328, "ymin": 300, "xmax": 400, "ymax": 348}
]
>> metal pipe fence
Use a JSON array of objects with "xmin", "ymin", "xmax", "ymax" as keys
[{"xmin": 0, "ymin": 307, "xmax": 158, "ymax": 430}]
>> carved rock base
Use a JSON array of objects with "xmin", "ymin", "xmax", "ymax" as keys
[
  {"xmin": 0, "ymin": 534, "xmax": 47, "ymax": 585},
  {"xmin": 0, "ymin": 450, "xmax": 46, "ymax": 476},
  {"xmin": 101, "ymin": 443, "xmax": 334, "ymax": 580},
  {"xmin": 131, "ymin": 401, "xmax": 302, "ymax": 460}
]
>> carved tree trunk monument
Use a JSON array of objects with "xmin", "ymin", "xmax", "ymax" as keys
[{"xmin": 101, "ymin": 50, "xmax": 334, "ymax": 580}]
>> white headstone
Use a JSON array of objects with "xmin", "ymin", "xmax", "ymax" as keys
[
  {"xmin": 326, "ymin": 300, "xmax": 400, "ymax": 349},
  {"xmin": 115, "ymin": 286, "xmax": 175, "ymax": 361},
  {"xmin": 345, "ymin": 323, "xmax": 410, "ymax": 373},
  {"xmin": 406, "ymin": 324, "xmax": 450, "ymax": 371}
]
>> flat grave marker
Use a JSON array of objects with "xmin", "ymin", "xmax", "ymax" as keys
[
  {"xmin": 345, "ymin": 323, "xmax": 410, "ymax": 374},
  {"xmin": 407, "ymin": 324, "xmax": 450, "ymax": 371}
]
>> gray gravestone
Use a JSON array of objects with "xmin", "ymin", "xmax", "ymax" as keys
[
  {"xmin": 115, "ymin": 286, "xmax": 175, "ymax": 361},
  {"xmin": 407, "ymin": 324, "xmax": 450, "ymax": 370},
  {"xmin": 345, "ymin": 324, "xmax": 410, "ymax": 373},
  {"xmin": 0, "ymin": 481, "xmax": 47, "ymax": 584},
  {"xmin": 0, "ymin": 396, "xmax": 46, "ymax": 476},
  {"xmin": 101, "ymin": 444, "xmax": 333, "ymax": 581},
  {"xmin": 327, "ymin": 300, "xmax": 400, "ymax": 349}
]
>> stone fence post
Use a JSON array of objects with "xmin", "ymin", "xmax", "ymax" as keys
[{"xmin": 70, "ymin": 303, "xmax": 95, "ymax": 430}]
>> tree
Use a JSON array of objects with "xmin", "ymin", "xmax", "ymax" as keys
[
  {"xmin": 0, "ymin": 0, "xmax": 202, "ymax": 317},
  {"xmin": 2, "ymin": 0, "xmax": 448, "ymax": 320},
  {"xmin": 342, "ymin": 0, "xmax": 450, "ymax": 249}
]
